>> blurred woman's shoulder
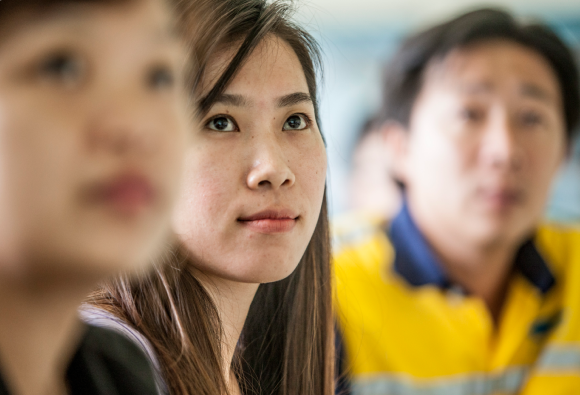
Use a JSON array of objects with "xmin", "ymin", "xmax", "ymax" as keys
[{"xmin": 79, "ymin": 306, "xmax": 167, "ymax": 394}]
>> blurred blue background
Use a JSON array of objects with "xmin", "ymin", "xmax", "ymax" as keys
[{"xmin": 295, "ymin": 0, "xmax": 580, "ymax": 221}]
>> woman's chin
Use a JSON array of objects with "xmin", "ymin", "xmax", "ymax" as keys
[{"xmin": 195, "ymin": 259, "xmax": 301, "ymax": 285}]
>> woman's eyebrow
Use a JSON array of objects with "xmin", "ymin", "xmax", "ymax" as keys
[
  {"xmin": 277, "ymin": 92, "xmax": 312, "ymax": 107},
  {"xmin": 213, "ymin": 93, "xmax": 249, "ymax": 107}
]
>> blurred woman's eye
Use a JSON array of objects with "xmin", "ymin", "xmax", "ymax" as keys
[
  {"xmin": 37, "ymin": 51, "xmax": 84, "ymax": 86},
  {"xmin": 283, "ymin": 114, "xmax": 309, "ymax": 131},
  {"xmin": 520, "ymin": 111, "xmax": 543, "ymax": 128},
  {"xmin": 459, "ymin": 107, "xmax": 484, "ymax": 123},
  {"xmin": 207, "ymin": 116, "xmax": 237, "ymax": 132},
  {"xmin": 148, "ymin": 66, "xmax": 174, "ymax": 90}
]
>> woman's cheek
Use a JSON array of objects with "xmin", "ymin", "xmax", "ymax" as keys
[
  {"xmin": 174, "ymin": 158, "xmax": 229, "ymax": 233},
  {"xmin": 313, "ymin": 138, "xmax": 328, "ymax": 181},
  {"xmin": 298, "ymin": 141, "xmax": 327, "ymax": 205},
  {"xmin": 191, "ymin": 173, "xmax": 232, "ymax": 217}
]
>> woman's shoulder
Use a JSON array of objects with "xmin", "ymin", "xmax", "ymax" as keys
[
  {"xmin": 80, "ymin": 307, "xmax": 155, "ymax": 360},
  {"xmin": 79, "ymin": 306, "xmax": 168, "ymax": 394},
  {"xmin": 70, "ymin": 324, "xmax": 159, "ymax": 394}
]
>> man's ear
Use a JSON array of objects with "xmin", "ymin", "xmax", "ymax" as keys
[{"xmin": 379, "ymin": 120, "xmax": 410, "ymax": 185}]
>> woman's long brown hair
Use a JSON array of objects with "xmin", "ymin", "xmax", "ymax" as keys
[{"xmin": 87, "ymin": 1, "xmax": 334, "ymax": 394}]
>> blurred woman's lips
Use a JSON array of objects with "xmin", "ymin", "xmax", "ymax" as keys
[
  {"xmin": 86, "ymin": 172, "xmax": 156, "ymax": 217},
  {"xmin": 238, "ymin": 209, "xmax": 299, "ymax": 234}
]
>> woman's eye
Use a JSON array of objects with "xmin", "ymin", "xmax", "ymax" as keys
[
  {"xmin": 520, "ymin": 111, "xmax": 543, "ymax": 127},
  {"xmin": 207, "ymin": 116, "xmax": 236, "ymax": 132},
  {"xmin": 283, "ymin": 114, "xmax": 309, "ymax": 131},
  {"xmin": 148, "ymin": 66, "xmax": 174, "ymax": 90},
  {"xmin": 459, "ymin": 107, "xmax": 484, "ymax": 122},
  {"xmin": 37, "ymin": 52, "xmax": 83, "ymax": 86}
]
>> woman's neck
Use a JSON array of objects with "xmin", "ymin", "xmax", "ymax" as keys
[
  {"xmin": 0, "ymin": 275, "xmax": 88, "ymax": 395},
  {"xmin": 194, "ymin": 271, "xmax": 260, "ymax": 394}
]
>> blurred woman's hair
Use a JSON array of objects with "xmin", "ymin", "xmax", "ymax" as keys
[
  {"xmin": 378, "ymin": 8, "xmax": 580, "ymax": 141},
  {"xmin": 88, "ymin": 1, "xmax": 334, "ymax": 394},
  {"xmin": 0, "ymin": 0, "xmax": 123, "ymax": 24},
  {"xmin": 0, "ymin": 0, "xmax": 190, "ymax": 50}
]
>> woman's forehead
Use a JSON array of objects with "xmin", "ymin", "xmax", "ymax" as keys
[{"xmin": 207, "ymin": 36, "xmax": 307, "ymax": 99}]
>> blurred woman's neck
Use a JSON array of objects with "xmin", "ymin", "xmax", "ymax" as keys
[{"xmin": 0, "ymin": 271, "xmax": 88, "ymax": 395}]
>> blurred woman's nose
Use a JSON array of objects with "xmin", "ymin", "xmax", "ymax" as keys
[
  {"xmin": 246, "ymin": 132, "xmax": 296, "ymax": 190},
  {"xmin": 86, "ymin": 89, "xmax": 158, "ymax": 157}
]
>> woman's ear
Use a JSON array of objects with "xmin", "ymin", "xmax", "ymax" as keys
[{"xmin": 379, "ymin": 121, "xmax": 410, "ymax": 185}]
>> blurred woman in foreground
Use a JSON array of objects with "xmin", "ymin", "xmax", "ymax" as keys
[{"xmin": 0, "ymin": 0, "xmax": 190, "ymax": 393}]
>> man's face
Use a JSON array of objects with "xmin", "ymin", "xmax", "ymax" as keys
[{"xmin": 400, "ymin": 40, "xmax": 566, "ymax": 248}]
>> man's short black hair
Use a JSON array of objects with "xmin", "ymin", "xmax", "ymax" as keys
[{"xmin": 378, "ymin": 8, "xmax": 580, "ymax": 141}]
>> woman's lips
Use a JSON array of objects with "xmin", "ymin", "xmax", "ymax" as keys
[
  {"xmin": 86, "ymin": 173, "xmax": 156, "ymax": 216},
  {"xmin": 238, "ymin": 209, "xmax": 299, "ymax": 234}
]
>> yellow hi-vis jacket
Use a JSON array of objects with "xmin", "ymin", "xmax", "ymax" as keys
[{"xmin": 334, "ymin": 205, "xmax": 580, "ymax": 395}]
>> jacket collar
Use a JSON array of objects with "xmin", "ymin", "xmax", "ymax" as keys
[{"xmin": 389, "ymin": 202, "xmax": 555, "ymax": 294}]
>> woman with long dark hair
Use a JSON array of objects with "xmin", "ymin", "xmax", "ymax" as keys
[
  {"xmin": 0, "ymin": 0, "xmax": 190, "ymax": 393},
  {"xmin": 85, "ymin": 1, "xmax": 334, "ymax": 394}
]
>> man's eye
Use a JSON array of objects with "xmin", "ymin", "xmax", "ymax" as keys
[
  {"xmin": 38, "ymin": 52, "xmax": 84, "ymax": 86},
  {"xmin": 283, "ymin": 114, "xmax": 309, "ymax": 131},
  {"xmin": 148, "ymin": 66, "xmax": 174, "ymax": 90},
  {"xmin": 207, "ymin": 116, "xmax": 236, "ymax": 132}
]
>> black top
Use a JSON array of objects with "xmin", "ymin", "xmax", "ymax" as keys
[{"xmin": 0, "ymin": 325, "xmax": 158, "ymax": 395}]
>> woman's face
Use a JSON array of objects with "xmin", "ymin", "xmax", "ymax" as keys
[
  {"xmin": 0, "ymin": 0, "xmax": 189, "ymax": 281},
  {"xmin": 173, "ymin": 36, "xmax": 327, "ymax": 283}
]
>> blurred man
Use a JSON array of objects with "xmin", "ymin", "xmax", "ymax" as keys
[
  {"xmin": 332, "ymin": 118, "xmax": 402, "ymax": 280},
  {"xmin": 334, "ymin": 9, "xmax": 580, "ymax": 395},
  {"xmin": 547, "ymin": 135, "xmax": 580, "ymax": 221},
  {"xmin": 349, "ymin": 117, "xmax": 402, "ymax": 219},
  {"xmin": 546, "ymin": 50, "xmax": 580, "ymax": 222}
]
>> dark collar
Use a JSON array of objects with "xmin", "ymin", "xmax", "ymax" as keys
[{"xmin": 389, "ymin": 203, "xmax": 555, "ymax": 294}]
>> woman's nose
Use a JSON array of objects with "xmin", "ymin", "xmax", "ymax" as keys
[{"xmin": 246, "ymin": 136, "xmax": 296, "ymax": 190}]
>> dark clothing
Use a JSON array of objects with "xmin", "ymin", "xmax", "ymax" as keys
[
  {"xmin": 0, "ymin": 325, "xmax": 158, "ymax": 395},
  {"xmin": 335, "ymin": 326, "xmax": 351, "ymax": 395}
]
